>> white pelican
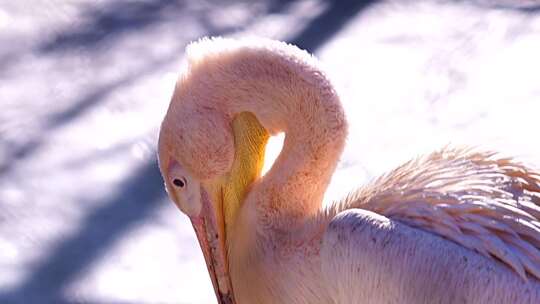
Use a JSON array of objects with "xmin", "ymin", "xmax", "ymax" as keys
[{"xmin": 157, "ymin": 37, "xmax": 540, "ymax": 303}]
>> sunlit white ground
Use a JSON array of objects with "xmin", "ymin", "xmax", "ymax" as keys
[{"xmin": 1, "ymin": 0, "xmax": 539, "ymax": 303}]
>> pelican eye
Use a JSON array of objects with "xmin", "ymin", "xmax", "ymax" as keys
[{"xmin": 173, "ymin": 177, "xmax": 186, "ymax": 188}]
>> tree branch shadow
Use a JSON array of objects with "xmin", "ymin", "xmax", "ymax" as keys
[
  {"xmin": 0, "ymin": 160, "xmax": 165, "ymax": 303},
  {"xmin": 288, "ymin": 0, "xmax": 377, "ymax": 53},
  {"xmin": 39, "ymin": 0, "xmax": 184, "ymax": 53},
  {"xmin": 0, "ymin": 49, "xmax": 176, "ymax": 176}
]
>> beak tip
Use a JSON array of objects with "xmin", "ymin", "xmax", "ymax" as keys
[
  {"xmin": 190, "ymin": 216, "xmax": 236, "ymax": 304},
  {"xmin": 219, "ymin": 293, "xmax": 235, "ymax": 304}
]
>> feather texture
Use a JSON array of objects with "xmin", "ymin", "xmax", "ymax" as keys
[{"xmin": 334, "ymin": 147, "xmax": 540, "ymax": 280}]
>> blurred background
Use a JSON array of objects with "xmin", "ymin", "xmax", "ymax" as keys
[{"xmin": 0, "ymin": 0, "xmax": 539, "ymax": 303}]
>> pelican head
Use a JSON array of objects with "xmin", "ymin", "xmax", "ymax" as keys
[
  {"xmin": 157, "ymin": 39, "xmax": 278, "ymax": 304},
  {"xmin": 158, "ymin": 37, "xmax": 346, "ymax": 303},
  {"xmin": 158, "ymin": 108, "xmax": 268, "ymax": 303}
]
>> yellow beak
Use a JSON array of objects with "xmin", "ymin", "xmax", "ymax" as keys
[{"xmin": 186, "ymin": 112, "xmax": 269, "ymax": 304}]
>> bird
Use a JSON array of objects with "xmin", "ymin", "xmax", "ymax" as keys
[{"xmin": 157, "ymin": 37, "xmax": 540, "ymax": 304}]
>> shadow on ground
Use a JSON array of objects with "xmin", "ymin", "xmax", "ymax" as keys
[{"xmin": 0, "ymin": 161, "xmax": 164, "ymax": 304}]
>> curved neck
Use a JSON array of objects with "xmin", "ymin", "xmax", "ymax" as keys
[{"xmin": 212, "ymin": 52, "xmax": 348, "ymax": 232}]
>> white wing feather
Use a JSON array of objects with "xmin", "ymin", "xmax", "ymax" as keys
[
  {"xmin": 321, "ymin": 209, "xmax": 540, "ymax": 303},
  {"xmin": 331, "ymin": 147, "xmax": 540, "ymax": 280}
]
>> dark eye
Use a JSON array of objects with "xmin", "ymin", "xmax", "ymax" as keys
[{"xmin": 173, "ymin": 178, "xmax": 186, "ymax": 188}]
